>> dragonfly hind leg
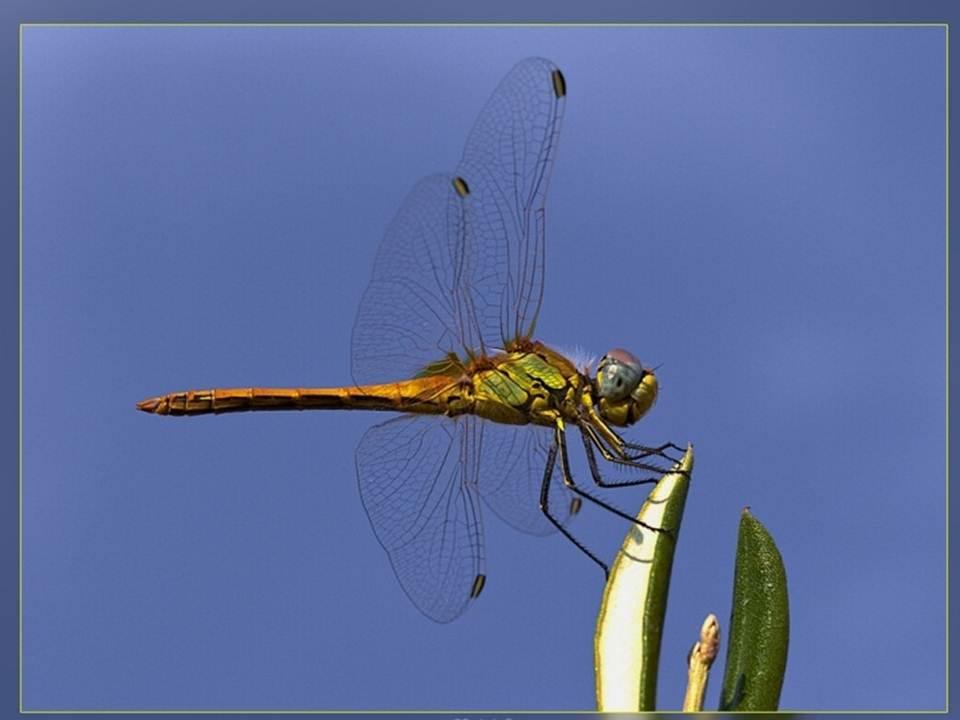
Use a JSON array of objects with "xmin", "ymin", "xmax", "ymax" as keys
[{"xmin": 539, "ymin": 443, "xmax": 609, "ymax": 578}]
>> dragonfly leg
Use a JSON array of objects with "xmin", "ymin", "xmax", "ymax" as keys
[
  {"xmin": 621, "ymin": 440, "xmax": 685, "ymax": 464},
  {"xmin": 539, "ymin": 442, "xmax": 609, "ymax": 578},
  {"xmin": 581, "ymin": 423, "xmax": 674, "ymax": 478},
  {"xmin": 584, "ymin": 408, "xmax": 685, "ymax": 467},
  {"xmin": 580, "ymin": 433, "xmax": 675, "ymax": 537},
  {"xmin": 581, "ymin": 430, "xmax": 675, "ymax": 539},
  {"xmin": 580, "ymin": 428, "xmax": 660, "ymax": 488},
  {"xmin": 554, "ymin": 422, "xmax": 661, "ymax": 534}
]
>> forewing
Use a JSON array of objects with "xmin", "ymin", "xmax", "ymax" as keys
[
  {"xmin": 351, "ymin": 175, "xmax": 469, "ymax": 385},
  {"xmin": 455, "ymin": 57, "xmax": 566, "ymax": 351},
  {"xmin": 475, "ymin": 422, "xmax": 574, "ymax": 536},
  {"xmin": 355, "ymin": 414, "xmax": 484, "ymax": 623}
]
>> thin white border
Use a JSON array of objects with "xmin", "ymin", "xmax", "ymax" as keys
[{"xmin": 18, "ymin": 21, "xmax": 950, "ymax": 714}]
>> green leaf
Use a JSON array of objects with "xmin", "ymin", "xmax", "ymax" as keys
[
  {"xmin": 594, "ymin": 445, "xmax": 694, "ymax": 711},
  {"xmin": 719, "ymin": 508, "xmax": 790, "ymax": 711}
]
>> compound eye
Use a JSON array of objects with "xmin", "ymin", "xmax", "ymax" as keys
[{"xmin": 596, "ymin": 350, "xmax": 643, "ymax": 402}]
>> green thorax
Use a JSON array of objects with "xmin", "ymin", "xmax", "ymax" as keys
[{"xmin": 470, "ymin": 346, "xmax": 580, "ymax": 424}]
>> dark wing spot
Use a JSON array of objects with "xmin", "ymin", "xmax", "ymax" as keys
[
  {"xmin": 552, "ymin": 68, "xmax": 567, "ymax": 98},
  {"xmin": 470, "ymin": 573, "xmax": 486, "ymax": 598},
  {"xmin": 452, "ymin": 176, "xmax": 470, "ymax": 197}
]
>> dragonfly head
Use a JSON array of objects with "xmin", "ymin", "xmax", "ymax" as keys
[{"xmin": 593, "ymin": 349, "xmax": 658, "ymax": 427}]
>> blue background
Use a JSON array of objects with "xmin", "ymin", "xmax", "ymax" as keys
[{"xmin": 21, "ymin": 25, "xmax": 945, "ymax": 711}]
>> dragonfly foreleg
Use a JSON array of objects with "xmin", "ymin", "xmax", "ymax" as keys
[
  {"xmin": 554, "ymin": 422, "xmax": 661, "ymax": 534},
  {"xmin": 584, "ymin": 406, "xmax": 684, "ymax": 466},
  {"xmin": 620, "ymin": 440, "xmax": 685, "ymax": 464},
  {"xmin": 538, "ymin": 442, "xmax": 609, "ymax": 578},
  {"xmin": 581, "ymin": 422, "xmax": 674, "ymax": 477}
]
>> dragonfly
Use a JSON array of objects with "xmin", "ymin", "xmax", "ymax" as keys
[{"xmin": 138, "ymin": 57, "xmax": 681, "ymax": 623}]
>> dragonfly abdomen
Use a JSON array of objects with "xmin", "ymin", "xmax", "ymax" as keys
[{"xmin": 137, "ymin": 377, "xmax": 455, "ymax": 417}]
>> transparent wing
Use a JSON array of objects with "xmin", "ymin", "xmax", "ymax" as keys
[
  {"xmin": 352, "ymin": 59, "xmax": 566, "ymax": 382},
  {"xmin": 351, "ymin": 174, "xmax": 469, "ymax": 385},
  {"xmin": 350, "ymin": 61, "xmax": 569, "ymax": 618},
  {"xmin": 355, "ymin": 414, "xmax": 485, "ymax": 623},
  {"xmin": 475, "ymin": 422, "xmax": 574, "ymax": 536},
  {"xmin": 455, "ymin": 57, "xmax": 567, "ymax": 352}
]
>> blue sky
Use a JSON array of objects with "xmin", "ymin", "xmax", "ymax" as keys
[{"xmin": 22, "ymin": 25, "xmax": 945, "ymax": 710}]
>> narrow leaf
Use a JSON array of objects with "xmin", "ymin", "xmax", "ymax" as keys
[
  {"xmin": 594, "ymin": 445, "xmax": 694, "ymax": 711},
  {"xmin": 719, "ymin": 508, "xmax": 790, "ymax": 710}
]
